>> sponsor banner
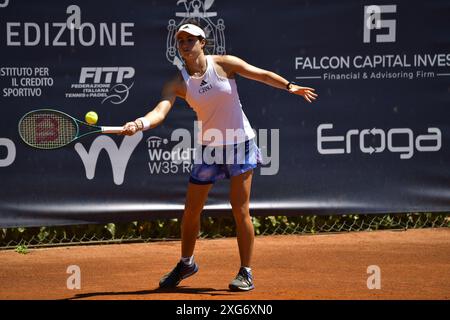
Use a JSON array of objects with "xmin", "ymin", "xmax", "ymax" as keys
[
  {"xmin": 65, "ymin": 67, "xmax": 135, "ymax": 104},
  {"xmin": 0, "ymin": 0, "xmax": 449, "ymax": 227}
]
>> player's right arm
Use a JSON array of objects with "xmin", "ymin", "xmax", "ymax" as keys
[{"xmin": 121, "ymin": 73, "xmax": 185, "ymax": 135}]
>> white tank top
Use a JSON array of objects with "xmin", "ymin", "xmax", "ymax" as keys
[{"xmin": 181, "ymin": 55, "xmax": 255, "ymax": 146}]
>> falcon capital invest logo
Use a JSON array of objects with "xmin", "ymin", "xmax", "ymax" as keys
[{"xmin": 294, "ymin": 4, "xmax": 450, "ymax": 82}]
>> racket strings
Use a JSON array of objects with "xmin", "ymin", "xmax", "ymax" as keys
[{"xmin": 19, "ymin": 112, "xmax": 77, "ymax": 149}]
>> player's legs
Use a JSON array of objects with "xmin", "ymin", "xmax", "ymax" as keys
[
  {"xmin": 229, "ymin": 169, "xmax": 254, "ymax": 268},
  {"xmin": 159, "ymin": 182, "xmax": 212, "ymax": 288},
  {"xmin": 181, "ymin": 182, "xmax": 213, "ymax": 257},
  {"xmin": 229, "ymin": 169, "xmax": 255, "ymax": 291}
]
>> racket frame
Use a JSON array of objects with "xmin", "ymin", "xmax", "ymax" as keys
[{"xmin": 18, "ymin": 108, "xmax": 123, "ymax": 149}]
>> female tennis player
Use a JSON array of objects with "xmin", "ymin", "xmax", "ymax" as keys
[{"xmin": 121, "ymin": 23, "xmax": 317, "ymax": 291}]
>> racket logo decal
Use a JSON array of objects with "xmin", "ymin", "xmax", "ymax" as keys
[
  {"xmin": 35, "ymin": 116, "xmax": 59, "ymax": 144},
  {"xmin": 166, "ymin": 0, "xmax": 226, "ymax": 70}
]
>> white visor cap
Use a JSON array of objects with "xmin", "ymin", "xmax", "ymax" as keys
[{"xmin": 175, "ymin": 24, "xmax": 206, "ymax": 39}]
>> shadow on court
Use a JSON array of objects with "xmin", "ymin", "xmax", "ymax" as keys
[{"xmin": 67, "ymin": 287, "xmax": 232, "ymax": 300}]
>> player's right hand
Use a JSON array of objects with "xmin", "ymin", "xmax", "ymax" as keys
[
  {"xmin": 289, "ymin": 85, "xmax": 318, "ymax": 103},
  {"xmin": 121, "ymin": 121, "xmax": 138, "ymax": 135}
]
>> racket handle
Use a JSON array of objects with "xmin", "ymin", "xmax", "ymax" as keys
[{"xmin": 101, "ymin": 126, "xmax": 124, "ymax": 134}]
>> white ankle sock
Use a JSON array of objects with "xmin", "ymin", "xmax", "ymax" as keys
[
  {"xmin": 242, "ymin": 266, "xmax": 252, "ymax": 273},
  {"xmin": 180, "ymin": 256, "xmax": 194, "ymax": 265}
]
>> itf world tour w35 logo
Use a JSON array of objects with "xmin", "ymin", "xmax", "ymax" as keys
[{"xmin": 166, "ymin": 0, "xmax": 226, "ymax": 70}]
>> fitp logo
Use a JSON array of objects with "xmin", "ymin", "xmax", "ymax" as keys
[
  {"xmin": 66, "ymin": 67, "xmax": 135, "ymax": 104},
  {"xmin": 363, "ymin": 5, "xmax": 397, "ymax": 43},
  {"xmin": 0, "ymin": 0, "xmax": 9, "ymax": 8}
]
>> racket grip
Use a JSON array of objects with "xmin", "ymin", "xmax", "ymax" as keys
[{"xmin": 101, "ymin": 126, "xmax": 124, "ymax": 134}]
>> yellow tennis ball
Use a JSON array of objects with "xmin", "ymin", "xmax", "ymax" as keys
[{"xmin": 85, "ymin": 111, "xmax": 98, "ymax": 125}]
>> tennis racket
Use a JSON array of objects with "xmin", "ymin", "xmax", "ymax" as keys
[{"xmin": 18, "ymin": 109, "xmax": 124, "ymax": 149}]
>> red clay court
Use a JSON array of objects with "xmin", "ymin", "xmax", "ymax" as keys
[{"xmin": 0, "ymin": 228, "xmax": 449, "ymax": 300}]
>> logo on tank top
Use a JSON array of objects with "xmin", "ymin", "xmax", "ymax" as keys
[
  {"xmin": 199, "ymin": 79, "xmax": 213, "ymax": 94},
  {"xmin": 166, "ymin": 0, "xmax": 226, "ymax": 70}
]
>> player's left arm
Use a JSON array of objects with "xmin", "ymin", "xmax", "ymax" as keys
[{"xmin": 219, "ymin": 55, "xmax": 318, "ymax": 103}]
